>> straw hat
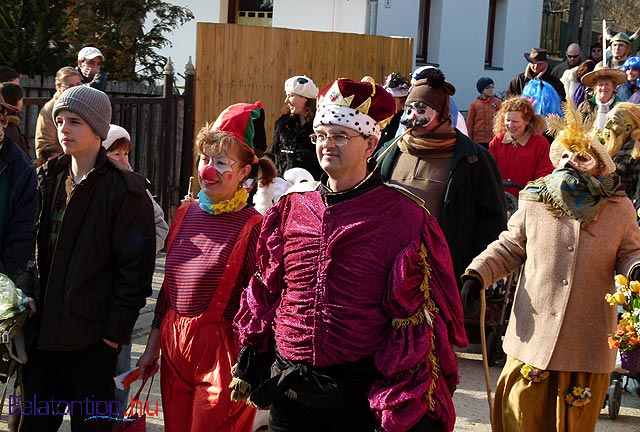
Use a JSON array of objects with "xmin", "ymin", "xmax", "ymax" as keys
[{"xmin": 580, "ymin": 65, "xmax": 626, "ymax": 88}]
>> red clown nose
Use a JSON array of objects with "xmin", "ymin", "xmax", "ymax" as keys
[{"xmin": 199, "ymin": 164, "xmax": 218, "ymax": 181}]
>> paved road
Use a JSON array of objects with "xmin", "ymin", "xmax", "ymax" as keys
[{"xmin": 3, "ymin": 254, "xmax": 640, "ymax": 431}]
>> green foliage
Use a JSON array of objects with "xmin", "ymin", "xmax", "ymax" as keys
[
  {"xmin": 1, "ymin": 0, "xmax": 73, "ymax": 76},
  {"xmin": 1, "ymin": 0, "xmax": 193, "ymax": 84}
]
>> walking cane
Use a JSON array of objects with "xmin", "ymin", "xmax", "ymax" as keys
[{"xmin": 480, "ymin": 291, "xmax": 495, "ymax": 430}]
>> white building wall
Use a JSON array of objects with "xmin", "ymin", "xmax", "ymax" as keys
[
  {"xmin": 272, "ymin": 0, "xmax": 368, "ymax": 34},
  {"xmin": 156, "ymin": 0, "xmax": 543, "ymax": 108},
  {"xmin": 418, "ymin": 0, "xmax": 544, "ymax": 110},
  {"xmin": 375, "ymin": 0, "xmax": 421, "ymax": 73}
]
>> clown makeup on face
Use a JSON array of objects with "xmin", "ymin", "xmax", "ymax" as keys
[
  {"xmin": 197, "ymin": 146, "xmax": 250, "ymax": 204},
  {"xmin": 403, "ymin": 101, "xmax": 438, "ymax": 133}
]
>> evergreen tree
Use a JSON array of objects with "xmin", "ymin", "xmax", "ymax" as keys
[
  {"xmin": 67, "ymin": 0, "xmax": 193, "ymax": 83},
  {"xmin": 1, "ymin": 0, "xmax": 72, "ymax": 76},
  {"xmin": 1, "ymin": 0, "xmax": 192, "ymax": 83}
]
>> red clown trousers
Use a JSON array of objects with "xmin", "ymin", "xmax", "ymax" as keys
[{"xmin": 159, "ymin": 212, "xmax": 260, "ymax": 432}]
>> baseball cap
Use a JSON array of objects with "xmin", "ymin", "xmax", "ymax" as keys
[{"xmin": 78, "ymin": 47, "xmax": 104, "ymax": 61}]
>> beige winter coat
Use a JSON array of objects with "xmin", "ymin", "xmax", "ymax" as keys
[
  {"xmin": 467, "ymin": 196, "xmax": 640, "ymax": 373},
  {"xmin": 35, "ymin": 95, "xmax": 63, "ymax": 162}
]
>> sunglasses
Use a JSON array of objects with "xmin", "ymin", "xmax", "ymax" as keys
[{"xmin": 567, "ymin": 54, "xmax": 581, "ymax": 59}]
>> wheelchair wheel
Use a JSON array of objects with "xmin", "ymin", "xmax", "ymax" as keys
[{"xmin": 608, "ymin": 379, "xmax": 622, "ymax": 420}]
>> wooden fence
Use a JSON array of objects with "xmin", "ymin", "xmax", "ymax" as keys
[{"xmin": 194, "ymin": 23, "xmax": 414, "ymax": 142}]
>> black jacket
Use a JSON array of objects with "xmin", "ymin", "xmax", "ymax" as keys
[
  {"xmin": 267, "ymin": 114, "xmax": 323, "ymax": 180},
  {"xmin": 31, "ymin": 148, "xmax": 156, "ymax": 351},
  {"xmin": 377, "ymin": 131, "xmax": 507, "ymax": 286},
  {"xmin": 0, "ymin": 136, "xmax": 37, "ymax": 281}
]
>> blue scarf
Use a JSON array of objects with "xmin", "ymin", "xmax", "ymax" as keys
[
  {"xmin": 519, "ymin": 167, "xmax": 625, "ymax": 227},
  {"xmin": 197, "ymin": 190, "xmax": 216, "ymax": 215}
]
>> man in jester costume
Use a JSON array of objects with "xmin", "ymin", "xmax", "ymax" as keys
[
  {"xmin": 231, "ymin": 78, "xmax": 468, "ymax": 432},
  {"xmin": 461, "ymin": 101, "xmax": 640, "ymax": 432},
  {"xmin": 138, "ymin": 102, "xmax": 275, "ymax": 432}
]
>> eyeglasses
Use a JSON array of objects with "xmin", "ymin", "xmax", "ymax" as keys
[
  {"xmin": 310, "ymin": 133, "xmax": 364, "ymax": 146},
  {"xmin": 296, "ymin": 77, "xmax": 308, "ymax": 84},
  {"xmin": 567, "ymin": 54, "xmax": 581, "ymax": 59}
]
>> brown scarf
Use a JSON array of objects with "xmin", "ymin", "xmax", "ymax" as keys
[{"xmin": 398, "ymin": 119, "xmax": 457, "ymax": 158}]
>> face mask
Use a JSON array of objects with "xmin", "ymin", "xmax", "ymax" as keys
[
  {"xmin": 80, "ymin": 64, "xmax": 96, "ymax": 79},
  {"xmin": 558, "ymin": 150, "xmax": 598, "ymax": 173}
]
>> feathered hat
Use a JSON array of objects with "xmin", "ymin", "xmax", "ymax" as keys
[{"xmin": 546, "ymin": 101, "xmax": 616, "ymax": 176}]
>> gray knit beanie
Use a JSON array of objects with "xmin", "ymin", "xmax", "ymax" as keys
[{"xmin": 53, "ymin": 86, "xmax": 111, "ymax": 140}]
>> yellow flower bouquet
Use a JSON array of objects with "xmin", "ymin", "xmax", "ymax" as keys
[
  {"xmin": 606, "ymin": 275, "xmax": 640, "ymax": 371},
  {"xmin": 606, "ymin": 275, "xmax": 640, "ymax": 351}
]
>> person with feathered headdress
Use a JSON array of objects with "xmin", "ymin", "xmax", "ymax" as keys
[{"xmin": 461, "ymin": 100, "xmax": 640, "ymax": 432}]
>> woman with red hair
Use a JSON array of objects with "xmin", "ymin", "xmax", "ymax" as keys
[{"xmin": 489, "ymin": 97, "xmax": 554, "ymax": 197}]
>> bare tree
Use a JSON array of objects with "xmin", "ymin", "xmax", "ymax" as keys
[{"xmin": 594, "ymin": 0, "xmax": 640, "ymax": 33}]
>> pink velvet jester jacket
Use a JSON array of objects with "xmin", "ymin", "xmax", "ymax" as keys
[{"xmin": 234, "ymin": 184, "xmax": 468, "ymax": 432}]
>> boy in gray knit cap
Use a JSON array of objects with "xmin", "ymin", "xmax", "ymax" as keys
[{"xmin": 20, "ymin": 85, "xmax": 156, "ymax": 431}]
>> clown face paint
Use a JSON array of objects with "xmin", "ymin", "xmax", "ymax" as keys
[
  {"xmin": 402, "ymin": 101, "xmax": 438, "ymax": 133},
  {"xmin": 558, "ymin": 149, "xmax": 599, "ymax": 175},
  {"xmin": 197, "ymin": 152, "xmax": 241, "ymax": 203}
]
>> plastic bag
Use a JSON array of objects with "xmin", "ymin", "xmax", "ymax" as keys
[{"xmin": 0, "ymin": 273, "xmax": 29, "ymax": 320}]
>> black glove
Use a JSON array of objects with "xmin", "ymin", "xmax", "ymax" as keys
[{"xmin": 461, "ymin": 278, "xmax": 482, "ymax": 312}]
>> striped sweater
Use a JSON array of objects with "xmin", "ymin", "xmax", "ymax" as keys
[{"xmin": 153, "ymin": 204, "xmax": 261, "ymax": 327}]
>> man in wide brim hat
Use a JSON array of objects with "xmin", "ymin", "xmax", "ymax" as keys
[
  {"xmin": 580, "ymin": 65, "xmax": 627, "ymax": 88},
  {"xmin": 524, "ymin": 47, "xmax": 549, "ymax": 64}
]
